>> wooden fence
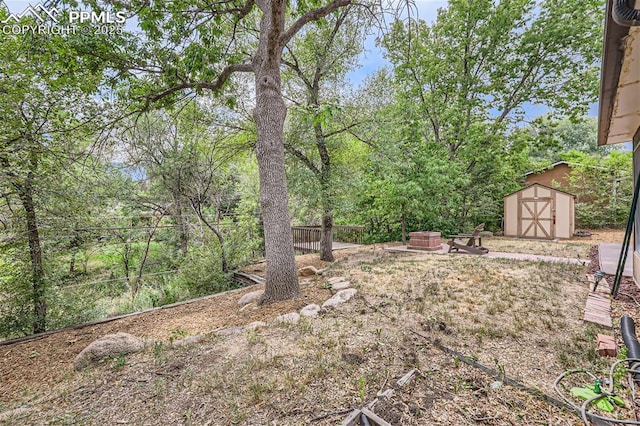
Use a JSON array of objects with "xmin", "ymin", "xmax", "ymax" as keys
[{"xmin": 291, "ymin": 225, "xmax": 365, "ymax": 254}]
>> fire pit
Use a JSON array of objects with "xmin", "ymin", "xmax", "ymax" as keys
[{"xmin": 407, "ymin": 231, "xmax": 442, "ymax": 251}]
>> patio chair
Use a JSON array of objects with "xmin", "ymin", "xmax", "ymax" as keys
[{"xmin": 447, "ymin": 223, "xmax": 489, "ymax": 255}]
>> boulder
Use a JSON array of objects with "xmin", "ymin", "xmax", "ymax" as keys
[
  {"xmin": 335, "ymin": 288, "xmax": 357, "ymax": 301},
  {"xmin": 298, "ymin": 266, "xmax": 319, "ymax": 277},
  {"xmin": 322, "ymin": 289, "xmax": 358, "ymax": 309},
  {"xmin": 276, "ymin": 312, "xmax": 301, "ymax": 324},
  {"xmin": 245, "ymin": 321, "xmax": 267, "ymax": 330},
  {"xmin": 300, "ymin": 304, "xmax": 321, "ymax": 318},
  {"xmin": 237, "ymin": 290, "xmax": 263, "ymax": 306},
  {"xmin": 73, "ymin": 332, "xmax": 143, "ymax": 371},
  {"xmin": 322, "ymin": 297, "xmax": 341, "ymax": 309},
  {"xmin": 170, "ymin": 334, "xmax": 205, "ymax": 348},
  {"xmin": 328, "ymin": 276, "xmax": 346, "ymax": 283},
  {"xmin": 331, "ymin": 281, "xmax": 351, "ymax": 291}
]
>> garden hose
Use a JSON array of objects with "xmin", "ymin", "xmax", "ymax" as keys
[{"xmin": 554, "ymin": 359, "xmax": 640, "ymax": 425}]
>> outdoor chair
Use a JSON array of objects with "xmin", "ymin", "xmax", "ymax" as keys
[{"xmin": 447, "ymin": 223, "xmax": 489, "ymax": 255}]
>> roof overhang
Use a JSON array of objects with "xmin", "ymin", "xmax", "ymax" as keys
[{"xmin": 598, "ymin": 1, "xmax": 640, "ymax": 146}]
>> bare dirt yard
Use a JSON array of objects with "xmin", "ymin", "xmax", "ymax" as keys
[{"xmin": 0, "ymin": 229, "xmax": 635, "ymax": 425}]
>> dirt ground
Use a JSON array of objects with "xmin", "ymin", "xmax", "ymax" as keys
[{"xmin": 0, "ymin": 230, "xmax": 635, "ymax": 425}]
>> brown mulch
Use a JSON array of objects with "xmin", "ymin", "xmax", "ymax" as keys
[{"xmin": 0, "ymin": 272, "xmax": 336, "ymax": 406}]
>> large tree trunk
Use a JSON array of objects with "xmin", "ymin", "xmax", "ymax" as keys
[
  {"xmin": 316, "ymin": 117, "xmax": 334, "ymax": 262},
  {"xmin": 253, "ymin": 0, "xmax": 299, "ymax": 303},
  {"xmin": 17, "ymin": 174, "xmax": 46, "ymax": 334},
  {"xmin": 319, "ymin": 207, "xmax": 334, "ymax": 262},
  {"xmin": 318, "ymin": 172, "xmax": 334, "ymax": 262}
]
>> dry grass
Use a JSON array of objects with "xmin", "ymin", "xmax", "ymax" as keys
[
  {"xmin": 486, "ymin": 237, "xmax": 591, "ymax": 258},
  {"xmin": 1, "ymin": 241, "xmax": 619, "ymax": 425}
]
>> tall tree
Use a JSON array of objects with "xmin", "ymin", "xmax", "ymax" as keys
[
  {"xmin": 380, "ymin": 0, "xmax": 603, "ymax": 230},
  {"xmin": 0, "ymin": 22, "xmax": 104, "ymax": 333},
  {"xmin": 94, "ymin": 0, "xmax": 359, "ymax": 303},
  {"xmin": 282, "ymin": 7, "xmax": 369, "ymax": 261}
]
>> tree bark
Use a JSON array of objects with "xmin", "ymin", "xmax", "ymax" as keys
[
  {"xmin": 316, "ymin": 115, "xmax": 334, "ymax": 261},
  {"xmin": 17, "ymin": 172, "xmax": 46, "ymax": 334},
  {"xmin": 253, "ymin": 0, "xmax": 299, "ymax": 303},
  {"xmin": 318, "ymin": 166, "xmax": 334, "ymax": 262},
  {"xmin": 319, "ymin": 207, "xmax": 334, "ymax": 261}
]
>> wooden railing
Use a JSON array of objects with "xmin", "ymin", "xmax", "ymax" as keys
[{"xmin": 291, "ymin": 225, "xmax": 364, "ymax": 254}]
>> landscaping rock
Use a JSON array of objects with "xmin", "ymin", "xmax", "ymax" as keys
[
  {"xmin": 331, "ymin": 281, "xmax": 351, "ymax": 291},
  {"xmin": 322, "ymin": 288, "xmax": 358, "ymax": 309},
  {"xmin": 300, "ymin": 304, "xmax": 321, "ymax": 318},
  {"xmin": 73, "ymin": 332, "xmax": 143, "ymax": 371},
  {"xmin": 328, "ymin": 276, "xmax": 346, "ymax": 283},
  {"xmin": 335, "ymin": 288, "xmax": 357, "ymax": 301},
  {"xmin": 322, "ymin": 297, "xmax": 341, "ymax": 309},
  {"xmin": 276, "ymin": 312, "xmax": 300, "ymax": 324},
  {"xmin": 298, "ymin": 266, "xmax": 319, "ymax": 277},
  {"xmin": 171, "ymin": 334, "xmax": 205, "ymax": 348},
  {"xmin": 216, "ymin": 327, "xmax": 243, "ymax": 337},
  {"xmin": 245, "ymin": 321, "xmax": 267, "ymax": 330},
  {"xmin": 237, "ymin": 290, "xmax": 263, "ymax": 306}
]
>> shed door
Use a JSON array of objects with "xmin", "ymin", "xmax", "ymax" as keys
[{"xmin": 518, "ymin": 197, "xmax": 554, "ymax": 239}]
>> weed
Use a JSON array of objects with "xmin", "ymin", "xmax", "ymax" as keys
[
  {"xmin": 183, "ymin": 408, "xmax": 193, "ymax": 423},
  {"xmin": 154, "ymin": 377, "xmax": 166, "ymax": 397},
  {"xmin": 111, "ymin": 352, "xmax": 127, "ymax": 371},
  {"xmin": 230, "ymin": 401, "xmax": 248, "ymax": 423},
  {"xmin": 153, "ymin": 341, "xmax": 165, "ymax": 362},
  {"xmin": 169, "ymin": 327, "xmax": 188, "ymax": 343},
  {"xmin": 297, "ymin": 318, "xmax": 313, "ymax": 334},
  {"xmin": 356, "ymin": 376, "xmax": 367, "ymax": 403},
  {"xmin": 249, "ymin": 380, "xmax": 274, "ymax": 403},
  {"xmin": 246, "ymin": 330, "xmax": 264, "ymax": 346}
]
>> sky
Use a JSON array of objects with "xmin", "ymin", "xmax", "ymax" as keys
[{"xmin": 345, "ymin": 0, "xmax": 446, "ymax": 85}]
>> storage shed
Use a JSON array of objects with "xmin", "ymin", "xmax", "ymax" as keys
[{"xmin": 503, "ymin": 183, "xmax": 575, "ymax": 239}]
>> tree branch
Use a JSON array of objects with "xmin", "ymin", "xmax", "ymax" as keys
[
  {"xmin": 323, "ymin": 120, "xmax": 364, "ymax": 138},
  {"xmin": 144, "ymin": 63, "xmax": 253, "ymax": 109},
  {"xmin": 279, "ymin": 0, "xmax": 352, "ymax": 47},
  {"xmin": 284, "ymin": 143, "xmax": 320, "ymax": 176}
]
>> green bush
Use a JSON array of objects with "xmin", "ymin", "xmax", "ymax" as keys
[{"xmin": 177, "ymin": 244, "xmax": 237, "ymax": 298}]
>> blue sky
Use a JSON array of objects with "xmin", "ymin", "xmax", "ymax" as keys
[{"xmin": 346, "ymin": 0, "xmax": 446, "ymax": 85}]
